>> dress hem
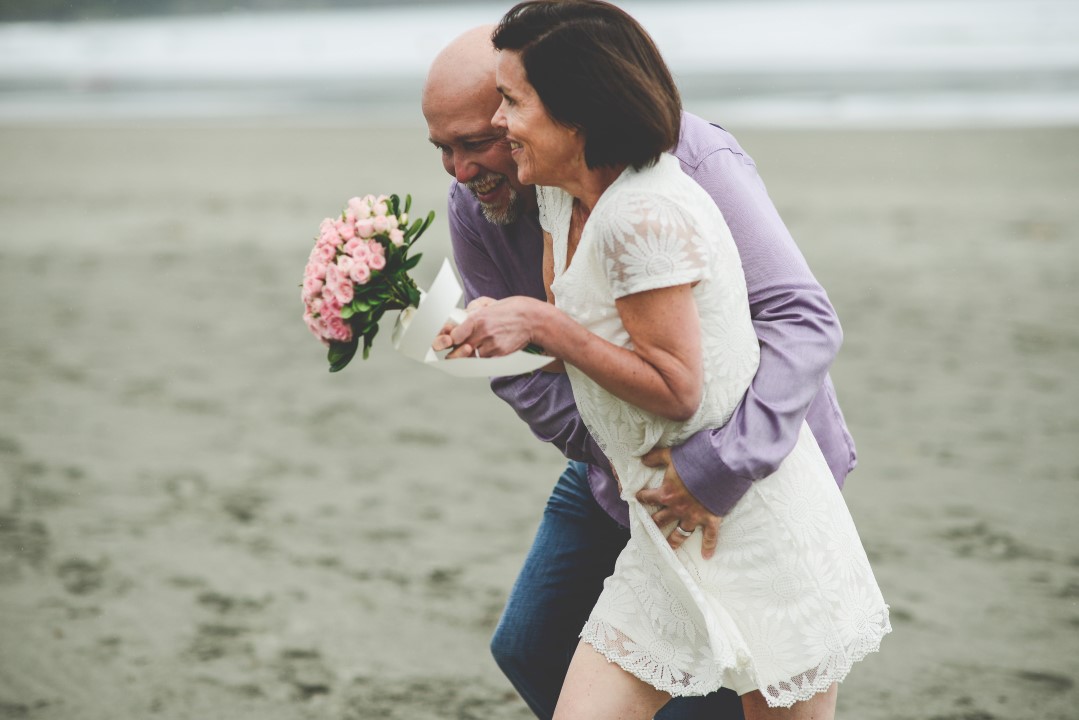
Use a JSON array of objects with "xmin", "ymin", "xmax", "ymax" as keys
[{"xmin": 580, "ymin": 611, "xmax": 892, "ymax": 708}]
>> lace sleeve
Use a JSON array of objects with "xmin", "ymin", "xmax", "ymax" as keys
[{"xmin": 597, "ymin": 192, "xmax": 713, "ymax": 299}]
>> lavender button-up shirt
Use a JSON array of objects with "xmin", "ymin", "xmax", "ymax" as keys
[{"xmin": 447, "ymin": 112, "xmax": 857, "ymax": 527}]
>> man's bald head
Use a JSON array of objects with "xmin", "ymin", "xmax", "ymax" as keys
[{"xmin": 422, "ymin": 24, "xmax": 500, "ymax": 122}]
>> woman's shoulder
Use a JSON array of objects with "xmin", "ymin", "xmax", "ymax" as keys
[{"xmin": 595, "ymin": 156, "xmax": 704, "ymax": 222}]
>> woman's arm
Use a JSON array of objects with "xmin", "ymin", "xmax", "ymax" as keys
[{"xmin": 454, "ymin": 282, "xmax": 702, "ymax": 422}]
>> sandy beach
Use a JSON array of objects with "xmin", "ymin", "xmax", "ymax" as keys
[{"xmin": 0, "ymin": 122, "xmax": 1076, "ymax": 720}]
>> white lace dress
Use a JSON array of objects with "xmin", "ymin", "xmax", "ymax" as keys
[{"xmin": 538, "ymin": 154, "xmax": 890, "ymax": 708}]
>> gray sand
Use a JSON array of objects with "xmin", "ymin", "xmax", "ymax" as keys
[{"xmin": 0, "ymin": 124, "xmax": 1077, "ymax": 719}]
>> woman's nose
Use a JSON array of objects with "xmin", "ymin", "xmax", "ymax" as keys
[{"xmin": 491, "ymin": 101, "xmax": 507, "ymax": 129}]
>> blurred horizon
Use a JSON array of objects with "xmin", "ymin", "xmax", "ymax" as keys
[{"xmin": 2, "ymin": 0, "xmax": 1078, "ymax": 128}]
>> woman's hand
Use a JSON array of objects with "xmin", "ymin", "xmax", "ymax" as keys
[
  {"xmin": 433, "ymin": 296, "xmax": 497, "ymax": 359},
  {"xmin": 449, "ymin": 296, "xmax": 550, "ymax": 358}
]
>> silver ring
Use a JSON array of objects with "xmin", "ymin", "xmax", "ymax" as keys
[
  {"xmin": 674, "ymin": 525, "xmax": 693, "ymax": 537},
  {"xmin": 474, "ymin": 347, "xmax": 481, "ymax": 358}
]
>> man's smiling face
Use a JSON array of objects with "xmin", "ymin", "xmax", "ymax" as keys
[{"xmin": 422, "ymin": 25, "xmax": 530, "ymax": 225}]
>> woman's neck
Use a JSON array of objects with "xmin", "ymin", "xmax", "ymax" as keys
[{"xmin": 560, "ymin": 163, "xmax": 627, "ymax": 212}]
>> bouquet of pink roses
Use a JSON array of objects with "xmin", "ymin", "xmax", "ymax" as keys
[{"xmin": 301, "ymin": 193, "xmax": 434, "ymax": 372}]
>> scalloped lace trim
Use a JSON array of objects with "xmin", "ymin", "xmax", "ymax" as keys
[{"xmin": 580, "ymin": 611, "xmax": 892, "ymax": 708}]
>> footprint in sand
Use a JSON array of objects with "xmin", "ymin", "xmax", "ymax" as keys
[
  {"xmin": 186, "ymin": 623, "xmax": 249, "ymax": 662},
  {"xmin": 275, "ymin": 648, "xmax": 334, "ymax": 701},
  {"xmin": 55, "ymin": 556, "xmax": 107, "ymax": 595},
  {"xmin": 0, "ymin": 514, "xmax": 51, "ymax": 581},
  {"xmin": 939, "ymin": 521, "xmax": 1051, "ymax": 562}
]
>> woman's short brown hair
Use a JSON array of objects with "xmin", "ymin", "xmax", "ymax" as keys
[{"xmin": 492, "ymin": 0, "xmax": 681, "ymax": 171}]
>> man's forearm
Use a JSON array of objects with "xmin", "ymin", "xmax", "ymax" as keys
[{"xmin": 490, "ymin": 370, "xmax": 608, "ymax": 467}]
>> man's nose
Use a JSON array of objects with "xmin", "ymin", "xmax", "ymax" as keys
[{"xmin": 453, "ymin": 153, "xmax": 479, "ymax": 184}]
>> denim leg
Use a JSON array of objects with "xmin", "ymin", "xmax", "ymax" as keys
[
  {"xmin": 490, "ymin": 461, "xmax": 744, "ymax": 720},
  {"xmin": 491, "ymin": 461, "xmax": 628, "ymax": 718}
]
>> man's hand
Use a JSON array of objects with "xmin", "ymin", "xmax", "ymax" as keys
[
  {"xmin": 636, "ymin": 447, "xmax": 723, "ymax": 559},
  {"xmin": 432, "ymin": 296, "xmax": 496, "ymax": 359}
]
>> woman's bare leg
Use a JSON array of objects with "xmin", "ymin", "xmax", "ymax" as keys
[
  {"xmin": 552, "ymin": 641, "xmax": 671, "ymax": 720},
  {"xmin": 741, "ymin": 683, "xmax": 837, "ymax": 720}
]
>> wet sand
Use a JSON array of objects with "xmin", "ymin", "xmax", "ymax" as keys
[{"xmin": 0, "ymin": 123, "xmax": 1077, "ymax": 719}]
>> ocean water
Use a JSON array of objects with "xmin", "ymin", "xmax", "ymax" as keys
[{"xmin": 1, "ymin": 0, "xmax": 1077, "ymax": 127}]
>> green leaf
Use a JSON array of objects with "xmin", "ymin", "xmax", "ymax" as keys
[
  {"xmin": 402, "ymin": 252, "xmax": 423, "ymax": 271},
  {"xmin": 405, "ymin": 217, "xmax": 424, "ymax": 241},
  {"xmin": 406, "ymin": 284, "xmax": 421, "ymax": 308},
  {"xmin": 411, "ymin": 210, "xmax": 436, "ymax": 244},
  {"xmin": 389, "ymin": 194, "xmax": 401, "ymax": 218},
  {"xmin": 404, "ymin": 194, "xmax": 412, "ymax": 215},
  {"xmin": 327, "ymin": 338, "xmax": 359, "ymax": 372}
]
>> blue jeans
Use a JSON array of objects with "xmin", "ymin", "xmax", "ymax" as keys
[{"xmin": 490, "ymin": 461, "xmax": 745, "ymax": 720}]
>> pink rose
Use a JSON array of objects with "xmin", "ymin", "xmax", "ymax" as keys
[
  {"xmin": 319, "ymin": 222, "xmax": 341, "ymax": 246},
  {"xmin": 373, "ymin": 201, "xmax": 388, "ymax": 217},
  {"xmin": 356, "ymin": 218, "xmax": 375, "ymax": 239},
  {"xmin": 321, "ymin": 291, "xmax": 343, "ymax": 318},
  {"xmin": 336, "ymin": 219, "xmax": 356, "ymax": 241},
  {"xmin": 347, "ymin": 197, "xmax": 364, "ymax": 217},
  {"xmin": 316, "ymin": 242, "xmax": 336, "ymax": 263},
  {"xmin": 343, "ymin": 238, "xmax": 365, "ymax": 257},
  {"xmin": 327, "ymin": 316, "xmax": 352, "ymax": 342},
  {"xmin": 324, "ymin": 264, "xmax": 353, "ymax": 305},
  {"xmin": 335, "ymin": 279, "xmax": 354, "ymax": 304},
  {"xmin": 350, "ymin": 261, "xmax": 371, "ymax": 284},
  {"xmin": 388, "ymin": 228, "xmax": 405, "ymax": 247},
  {"xmin": 373, "ymin": 215, "xmax": 391, "ymax": 233},
  {"xmin": 325, "ymin": 262, "xmax": 343, "ymax": 289},
  {"xmin": 304, "ymin": 311, "xmax": 324, "ymax": 338},
  {"xmin": 368, "ymin": 251, "xmax": 385, "ymax": 271},
  {"xmin": 302, "ymin": 275, "xmax": 324, "ymax": 300},
  {"xmin": 336, "ymin": 254, "xmax": 354, "ymax": 274},
  {"xmin": 305, "ymin": 258, "xmax": 327, "ymax": 280}
]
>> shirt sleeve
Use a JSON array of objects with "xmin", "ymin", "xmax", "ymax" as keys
[
  {"xmin": 669, "ymin": 147, "xmax": 845, "ymax": 515},
  {"xmin": 446, "ymin": 185, "xmax": 609, "ymax": 468}
]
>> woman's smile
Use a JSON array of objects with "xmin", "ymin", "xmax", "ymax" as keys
[{"xmin": 493, "ymin": 49, "xmax": 584, "ymax": 188}]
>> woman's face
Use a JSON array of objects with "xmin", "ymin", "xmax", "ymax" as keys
[{"xmin": 492, "ymin": 50, "xmax": 585, "ymax": 188}]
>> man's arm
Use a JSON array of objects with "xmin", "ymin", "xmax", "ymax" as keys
[
  {"xmin": 446, "ymin": 186, "xmax": 609, "ymax": 469},
  {"xmin": 669, "ymin": 146, "xmax": 844, "ymax": 516}
]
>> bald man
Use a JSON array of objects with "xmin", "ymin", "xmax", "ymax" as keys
[{"xmin": 423, "ymin": 26, "xmax": 855, "ymax": 720}]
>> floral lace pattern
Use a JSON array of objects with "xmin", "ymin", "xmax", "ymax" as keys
[{"xmin": 539, "ymin": 155, "xmax": 889, "ymax": 707}]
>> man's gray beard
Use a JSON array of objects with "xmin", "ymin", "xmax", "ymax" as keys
[{"xmin": 476, "ymin": 185, "xmax": 523, "ymax": 226}]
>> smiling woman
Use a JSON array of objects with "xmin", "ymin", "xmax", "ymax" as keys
[{"xmin": 492, "ymin": 0, "xmax": 681, "ymax": 175}]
